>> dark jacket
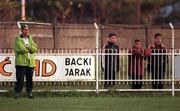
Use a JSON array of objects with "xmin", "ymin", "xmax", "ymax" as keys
[
  {"xmin": 148, "ymin": 43, "xmax": 167, "ymax": 74},
  {"xmin": 103, "ymin": 42, "xmax": 119, "ymax": 72}
]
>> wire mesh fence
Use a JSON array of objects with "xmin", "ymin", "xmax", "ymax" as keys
[
  {"xmin": 1, "ymin": 22, "xmax": 180, "ymax": 49},
  {"xmin": 1, "ymin": 22, "xmax": 180, "ymax": 95}
]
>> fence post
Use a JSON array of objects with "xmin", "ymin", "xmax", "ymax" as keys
[
  {"xmin": 94, "ymin": 23, "xmax": 99, "ymax": 94},
  {"xmin": 169, "ymin": 23, "xmax": 175, "ymax": 96},
  {"xmin": 100, "ymin": 25, "xmax": 104, "ymax": 49},
  {"xmin": 4, "ymin": 23, "xmax": 7, "ymax": 48},
  {"xmin": 53, "ymin": 23, "xmax": 56, "ymax": 49},
  {"xmin": 145, "ymin": 26, "xmax": 148, "ymax": 48}
]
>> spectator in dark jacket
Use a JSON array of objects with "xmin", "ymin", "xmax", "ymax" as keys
[
  {"xmin": 148, "ymin": 33, "xmax": 168, "ymax": 89},
  {"xmin": 128, "ymin": 39, "xmax": 151, "ymax": 89},
  {"xmin": 103, "ymin": 33, "xmax": 119, "ymax": 88}
]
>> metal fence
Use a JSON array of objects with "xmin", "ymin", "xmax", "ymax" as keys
[
  {"xmin": 1, "ymin": 22, "xmax": 180, "ymax": 49},
  {"xmin": 0, "ymin": 22, "xmax": 180, "ymax": 96},
  {"xmin": 1, "ymin": 48, "xmax": 180, "ymax": 96}
]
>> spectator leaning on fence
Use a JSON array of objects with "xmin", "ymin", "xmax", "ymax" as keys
[
  {"xmin": 128, "ymin": 39, "xmax": 151, "ymax": 89},
  {"xmin": 14, "ymin": 24, "xmax": 38, "ymax": 99},
  {"xmin": 102, "ymin": 33, "xmax": 119, "ymax": 89},
  {"xmin": 148, "ymin": 33, "xmax": 168, "ymax": 89}
]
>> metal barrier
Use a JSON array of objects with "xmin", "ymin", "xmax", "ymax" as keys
[
  {"xmin": 1, "ymin": 48, "xmax": 180, "ymax": 96},
  {"xmin": 1, "ymin": 22, "xmax": 180, "ymax": 49}
]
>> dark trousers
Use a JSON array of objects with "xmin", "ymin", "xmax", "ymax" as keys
[
  {"xmin": 104, "ymin": 69, "xmax": 116, "ymax": 88},
  {"xmin": 131, "ymin": 74, "xmax": 142, "ymax": 89},
  {"xmin": 151, "ymin": 70, "xmax": 165, "ymax": 89},
  {"xmin": 15, "ymin": 66, "xmax": 34, "ymax": 93}
]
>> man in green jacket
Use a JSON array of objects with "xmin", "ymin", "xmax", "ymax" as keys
[{"xmin": 14, "ymin": 24, "xmax": 37, "ymax": 99}]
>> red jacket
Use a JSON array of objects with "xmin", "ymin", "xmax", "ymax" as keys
[{"xmin": 128, "ymin": 48, "xmax": 151, "ymax": 76}]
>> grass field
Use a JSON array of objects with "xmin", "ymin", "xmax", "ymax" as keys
[{"xmin": 1, "ymin": 96, "xmax": 180, "ymax": 111}]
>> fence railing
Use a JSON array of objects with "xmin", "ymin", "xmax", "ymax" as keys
[{"xmin": 0, "ymin": 48, "xmax": 180, "ymax": 96}]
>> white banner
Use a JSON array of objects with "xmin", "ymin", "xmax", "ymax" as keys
[
  {"xmin": 175, "ymin": 56, "xmax": 180, "ymax": 79},
  {"xmin": 0, "ymin": 55, "xmax": 95, "ymax": 81}
]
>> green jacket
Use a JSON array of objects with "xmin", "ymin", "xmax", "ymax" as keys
[{"xmin": 14, "ymin": 35, "xmax": 38, "ymax": 67}]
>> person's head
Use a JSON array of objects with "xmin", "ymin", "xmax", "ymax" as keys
[
  {"xmin": 108, "ymin": 33, "xmax": 117, "ymax": 44},
  {"xmin": 21, "ymin": 24, "xmax": 29, "ymax": 36},
  {"xmin": 154, "ymin": 33, "xmax": 162, "ymax": 45},
  {"xmin": 134, "ymin": 39, "xmax": 141, "ymax": 48}
]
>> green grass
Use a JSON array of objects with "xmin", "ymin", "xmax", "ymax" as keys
[{"xmin": 0, "ymin": 96, "xmax": 180, "ymax": 111}]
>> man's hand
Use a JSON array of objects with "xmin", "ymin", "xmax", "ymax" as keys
[{"xmin": 25, "ymin": 44, "xmax": 31, "ymax": 53}]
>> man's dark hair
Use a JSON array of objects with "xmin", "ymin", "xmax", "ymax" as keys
[
  {"xmin": 109, "ymin": 33, "xmax": 116, "ymax": 38},
  {"xmin": 135, "ymin": 39, "xmax": 140, "ymax": 42},
  {"xmin": 21, "ymin": 24, "xmax": 28, "ymax": 31},
  {"xmin": 154, "ymin": 33, "xmax": 161, "ymax": 38}
]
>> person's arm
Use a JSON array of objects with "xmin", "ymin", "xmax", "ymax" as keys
[
  {"xmin": 14, "ymin": 37, "xmax": 29, "ymax": 54},
  {"xmin": 116, "ymin": 46, "xmax": 120, "ymax": 71},
  {"xmin": 101, "ymin": 44, "xmax": 107, "ymax": 71},
  {"xmin": 162, "ymin": 47, "xmax": 168, "ymax": 64},
  {"xmin": 144, "ymin": 48, "xmax": 151, "ymax": 57},
  {"xmin": 27, "ymin": 36, "xmax": 38, "ymax": 53},
  {"xmin": 128, "ymin": 49, "xmax": 132, "ymax": 76},
  {"xmin": 132, "ymin": 48, "xmax": 143, "ymax": 56}
]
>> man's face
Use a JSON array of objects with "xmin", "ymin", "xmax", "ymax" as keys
[
  {"xmin": 154, "ymin": 36, "xmax": 162, "ymax": 45},
  {"xmin": 134, "ymin": 41, "xmax": 141, "ymax": 49},
  {"xmin": 109, "ymin": 36, "xmax": 117, "ymax": 44},
  {"xmin": 22, "ymin": 27, "xmax": 30, "ymax": 36}
]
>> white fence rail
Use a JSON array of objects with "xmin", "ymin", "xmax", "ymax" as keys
[{"xmin": 0, "ymin": 48, "xmax": 180, "ymax": 96}]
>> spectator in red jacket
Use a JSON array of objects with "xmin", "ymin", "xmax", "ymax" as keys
[{"xmin": 128, "ymin": 39, "xmax": 151, "ymax": 89}]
